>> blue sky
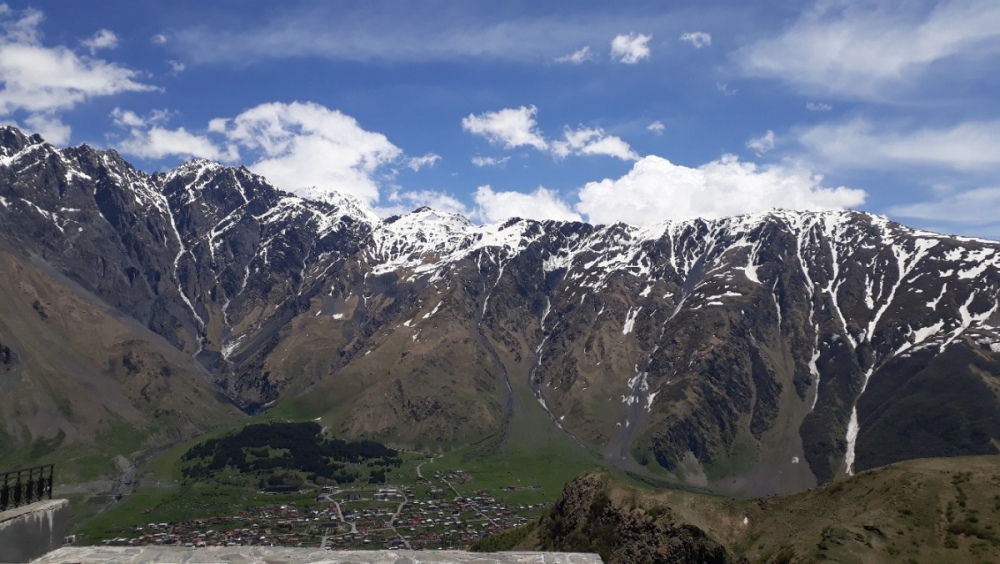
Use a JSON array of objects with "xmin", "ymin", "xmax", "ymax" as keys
[{"xmin": 3, "ymin": 1, "xmax": 1000, "ymax": 237}]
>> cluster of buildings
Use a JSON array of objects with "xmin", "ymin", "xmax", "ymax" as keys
[
  {"xmin": 101, "ymin": 505, "xmax": 330, "ymax": 548},
  {"xmin": 384, "ymin": 495, "xmax": 542, "ymax": 550},
  {"xmin": 97, "ymin": 476, "xmax": 547, "ymax": 551}
]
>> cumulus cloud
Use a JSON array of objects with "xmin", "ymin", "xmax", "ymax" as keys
[
  {"xmin": 806, "ymin": 102, "xmax": 833, "ymax": 111},
  {"xmin": 121, "ymin": 126, "xmax": 237, "ymax": 162},
  {"xmin": 679, "ymin": 31, "xmax": 711, "ymax": 48},
  {"xmin": 735, "ymin": 0, "xmax": 1000, "ymax": 99},
  {"xmin": 471, "ymin": 155, "xmax": 510, "ymax": 167},
  {"xmin": 0, "ymin": 7, "xmax": 153, "ymax": 144},
  {"xmin": 474, "ymin": 185, "xmax": 582, "ymax": 223},
  {"xmin": 462, "ymin": 105, "xmax": 548, "ymax": 150},
  {"xmin": 458, "ymin": 155, "xmax": 864, "ymax": 226},
  {"xmin": 463, "ymin": 106, "xmax": 638, "ymax": 161},
  {"xmin": 150, "ymin": 33, "xmax": 168, "ymax": 45},
  {"xmin": 167, "ymin": 60, "xmax": 186, "ymax": 74},
  {"xmin": 81, "ymin": 29, "xmax": 118, "ymax": 54},
  {"xmin": 798, "ymin": 118, "xmax": 1000, "ymax": 171},
  {"xmin": 610, "ymin": 32, "xmax": 651, "ymax": 64},
  {"xmin": 575, "ymin": 155, "xmax": 866, "ymax": 226},
  {"xmin": 112, "ymin": 102, "xmax": 441, "ymax": 206},
  {"xmin": 647, "ymin": 121, "xmax": 665, "ymax": 135},
  {"xmin": 555, "ymin": 46, "xmax": 593, "ymax": 64},
  {"xmin": 747, "ymin": 130, "xmax": 776, "ymax": 155},
  {"xmin": 216, "ymin": 101, "xmax": 402, "ymax": 204},
  {"xmin": 111, "ymin": 107, "xmax": 238, "ymax": 161},
  {"xmin": 405, "ymin": 153, "xmax": 441, "ymax": 171},
  {"xmin": 552, "ymin": 126, "xmax": 638, "ymax": 161},
  {"xmin": 111, "ymin": 107, "xmax": 169, "ymax": 128}
]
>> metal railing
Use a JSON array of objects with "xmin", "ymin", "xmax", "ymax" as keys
[{"xmin": 0, "ymin": 464, "xmax": 54, "ymax": 512}]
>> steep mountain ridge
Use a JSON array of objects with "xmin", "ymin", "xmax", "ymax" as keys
[{"xmin": 2, "ymin": 126, "xmax": 999, "ymax": 494}]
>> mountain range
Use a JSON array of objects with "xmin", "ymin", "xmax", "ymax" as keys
[{"xmin": 1, "ymin": 126, "xmax": 998, "ymax": 494}]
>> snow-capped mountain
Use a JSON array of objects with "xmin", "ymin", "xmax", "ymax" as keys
[{"xmin": 2, "ymin": 126, "xmax": 999, "ymax": 495}]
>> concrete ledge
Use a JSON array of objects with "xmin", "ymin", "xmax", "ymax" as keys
[
  {"xmin": 34, "ymin": 547, "xmax": 602, "ymax": 563},
  {"xmin": 0, "ymin": 499, "xmax": 69, "ymax": 563}
]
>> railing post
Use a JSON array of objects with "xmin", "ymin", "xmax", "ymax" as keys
[
  {"xmin": 24, "ymin": 468, "xmax": 31, "ymax": 506},
  {"xmin": 1, "ymin": 472, "xmax": 8, "ymax": 510},
  {"xmin": 13, "ymin": 470, "xmax": 22, "ymax": 507}
]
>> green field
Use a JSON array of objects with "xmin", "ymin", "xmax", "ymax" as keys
[{"xmin": 69, "ymin": 408, "xmax": 603, "ymax": 548}]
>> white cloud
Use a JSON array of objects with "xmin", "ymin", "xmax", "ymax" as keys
[
  {"xmin": 735, "ymin": 0, "xmax": 1000, "ymax": 99},
  {"xmin": 575, "ymin": 155, "xmax": 865, "ymax": 226},
  {"xmin": 168, "ymin": 7, "xmax": 676, "ymax": 65},
  {"xmin": 552, "ymin": 126, "xmax": 638, "ymax": 161},
  {"xmin": 610, "ymin": 32, "xmax": 651, "ymax": 64},
  {"xmin": 378, "ymin": 188, "xmax": 470, "ymax": 218},
  {"xmin": 716, "ymin": 82, "xmax": 737, "ymax": 96},
  {"xmin": 647, "ymin": 121, "xmax": 665, "ymax": 135},
  {"xmin": 406, "ymin": 153, "xmax": 441, "ymax": 171},
  {"xmin": 24, "ymin": 112, "xmax": 69, "ymax": 144},
  {"xmin": 112, "ymin": 102, "xmax": 435, "ymax": 206},
  {"xmin": 111, "ymin": 107, "xmax": 171, "ymax": 128},
  {"xmin": 679, "ymin": 31, "xmax": 711, "ymax": 48},
  {"xmin": 471, "ymin": 155, "xmax": 510, "ymax": 167},
  {"xmin": 111, "ymin": 108, "xmax": 145, "ymax": 128},
  {"xmin": 150, "ymin": 33, "xmax": 168, "ymax": 45},
  {"xmin": 798, "ymin": 118, "xmax": 1000, "ymax": 171},
  {"xmin": 474, "ymin": 185, "xmax": 582, "ymax": 223},
  {"xmin": 0, "ymin": 7, "xmax": 153, "ymax": 143},
  {"xmin": 555, "ymin": 46, "xmax": 593, "ymax": 64},
  {"xmin": 747, "ymin": 130, "xmax": 776, "ymax": 155},
  {"xmin": 111, "ymin": 107, "xmax": 237, "ymax": 161},
  {"xmin": 81, "ymin": 29, "xmax": 118, "ymax": 54},
  {"xmin": 207, "ymin": 117, "xmax": 228, "ymax": 132},
  {"xmin": 120, "ymin": 126, "xmax": 238, "ymax": 162},
  {"xmin": 806, "ymin": 102, "xmax": 833, "ymax": 111},
  {"xmin": 463, "ymin": 106, "xmax": 637, "ymax": 161},
  {"xmin": 216, "ymin": 101, "xmax": 402, "ymax": 204},
  {"xmin": 167, "ymin": 60, "xmax": 185, "ymax": 74},
  {"xmin": 889, "ymin": 187, "xmax": 1000, "ymax": 226},
  {"xmin": 462, "ymin": 106, "xmax": 548, "ymax": 151}
]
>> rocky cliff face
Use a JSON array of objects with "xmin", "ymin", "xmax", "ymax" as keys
[
  {"xmin": 2, "ymin": 126, "xmax": 999, "ymax": 493},
  {"xmin": 536, "ymin": 472, "xmax": 734, "ymax": 563}
]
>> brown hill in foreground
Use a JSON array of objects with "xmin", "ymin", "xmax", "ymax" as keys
[
  {"xmin": 0, "ymin": 244, "xmax": 241, "ymax": 482},
  {"xmin": 479, "ymin": 455, "xmax": 1000, "ymax": 563}
]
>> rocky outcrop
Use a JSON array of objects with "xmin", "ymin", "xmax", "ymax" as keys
[{"xmin": 537, "ymin": 472, "xmax": 734, "ymax": 563}]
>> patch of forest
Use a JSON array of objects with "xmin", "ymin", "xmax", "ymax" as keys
[{"xmin": 181, "ymin": 421, "xmax": 401, "ymax": 485}]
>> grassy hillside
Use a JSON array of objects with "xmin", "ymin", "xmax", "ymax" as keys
[{"xmin": 482, "ymin": 455, "xmax": 1000, "ymax": 563}]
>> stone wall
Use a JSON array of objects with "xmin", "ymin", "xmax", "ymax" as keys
[{"xmin": 0, "ymin": 499, "xmax": 69, "ymax": 563}]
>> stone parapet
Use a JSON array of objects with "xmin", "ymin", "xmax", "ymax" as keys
[{"xmin": 0, "ymin": 499, "xmax": 68, "ymax": 563}]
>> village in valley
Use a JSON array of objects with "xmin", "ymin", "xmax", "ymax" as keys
[{"xmin": 93, "ymin": 469, "xmax": 546, "ymax": 550}]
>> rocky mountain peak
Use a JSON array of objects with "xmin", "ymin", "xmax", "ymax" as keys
[{"xmin": 2, "ymin": 126, "xmax": 999, "ymax": 496}]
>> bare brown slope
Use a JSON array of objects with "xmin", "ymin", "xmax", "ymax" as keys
[
  {"xmin": 259, "ymin": 268, "xmax": 511, "ymax": 448},
  {"xmin": 0, "ymin": 248, "xmax": 241, "ymax": 481}
]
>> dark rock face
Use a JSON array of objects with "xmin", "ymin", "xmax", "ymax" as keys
[
  {"xmin": 3, "ymin": 126, "xmax": 1000, "ymax": 493},
  {"xmin": 538, "ymin": 472, "xmax": 734, "ymax": 563}
]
